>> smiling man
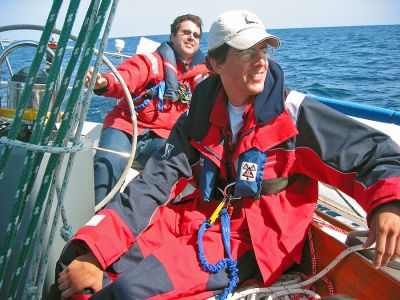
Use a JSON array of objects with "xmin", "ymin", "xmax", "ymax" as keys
[
  {"xmin": 57, "ymin": 10, "xmax": 400, "ymax": 300},
  {"xmin": 86, "ymin": 14, "xmax": 210, "ymax": 205}
]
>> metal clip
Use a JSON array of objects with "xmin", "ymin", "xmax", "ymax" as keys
[{"xmin": 208, "ymin": 182, "xmax": 240, "ymax": 224}]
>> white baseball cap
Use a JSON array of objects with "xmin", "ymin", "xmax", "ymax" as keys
[{"xmin": 208, "ymin": 10, "xmax": 280, "ymax": 51}]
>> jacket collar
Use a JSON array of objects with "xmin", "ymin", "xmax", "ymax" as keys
[
  {"xmin": 189, "ymin": 48, "xmax": 206, "ymax": 67},
  {"xmin": 208, "ymin": 59, "xmax": 286, "ymax": 128},
  {"xmin": 184, "ymin": 60, "xmax": 292, "ymax": 143},
  {"xmin": 253, "ymin": 59, "xmax": 286, "ymax": 126},
  {"xmin": 209, "ymin": 88, "xmax": 229, "ymax": 128}
]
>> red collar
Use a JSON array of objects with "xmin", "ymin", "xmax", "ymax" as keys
[{"xmin": 209, "ymin": 88, "xmax": 229, "ymax": 128}]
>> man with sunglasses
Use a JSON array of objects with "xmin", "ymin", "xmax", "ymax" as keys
[
  {"xmin": 58, "ymin": 10, "xmax": 400, "ymax": 299},
  {"xmin": 86, "ymin": 14, "xmax": 210, "ymax": 205}
]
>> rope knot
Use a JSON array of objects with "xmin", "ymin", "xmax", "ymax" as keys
[{"xmin": 60, "ymin": 224, "xmax": 74, "ymax": 242}]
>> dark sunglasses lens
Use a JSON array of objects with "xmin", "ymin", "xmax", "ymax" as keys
[{"xmin": 182, "ymin": 29, "xmax": 200, "ymax": 39}]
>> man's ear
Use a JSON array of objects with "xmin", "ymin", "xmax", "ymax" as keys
[
  {"xmin": 170, "ymin": 33, "xmax": 175, "ymax": 44},
  {"xmin": 209, "ymin": 57, "xmax": 221, "ymax": 75}
]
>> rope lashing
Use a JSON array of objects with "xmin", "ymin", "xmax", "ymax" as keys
[
  {"xmin": 198, "ymin": 208, "xmax": 239, "ymax": 300},
  {"xmin": 47, "ymin": 6, "xmax": 122, "ymax": 293},
  {"xmin": 0, "ymin": 0, "xmax": 64, "ymax": 289},
  {"xmin": 34, "ymin": 0, "xmax": 104, "ymax": 277},
  {"xmin": 21, "ymin": 2, "xmax": 103, "ymax": 295},
  {"xmin": 1, "ymin": 0, "xmax": 114, "ymax": 297},
  {"xmin": 0, "ymin": 0, "xmax": 63, "ymax": 181},
  {"xmin": 0, "ymin": 136, "xmax": 85, "ymax": 153},
  {"xmin": 60, "ymin": 224, "xmax": 74, "ymax": 242}
]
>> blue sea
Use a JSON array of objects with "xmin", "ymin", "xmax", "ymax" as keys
[
  {"xmin": 88, "ymin": 24, "xmax": 400, "ymax": 123},
  {"xmin": 2, "ymin": 25, "xmax": 400, "ymax": 123}
]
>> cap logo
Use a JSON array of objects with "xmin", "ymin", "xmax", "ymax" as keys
[{"xmin": 243, "ymin": 13, "xmax": 258, "ymax": 25}]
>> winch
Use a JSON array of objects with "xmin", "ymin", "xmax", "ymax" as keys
[
  {"xmin": 2, "ymin": 67, "xmax": 50, "ymax": 121},
  {"xmin": 0, "ymin": 40, "xmax": 56, "ymax": 121}
]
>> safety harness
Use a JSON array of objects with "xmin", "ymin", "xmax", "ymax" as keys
[
  {"xmin": 198, "ymin": 183, "xmax": 239, "ymax": 300},
  {"xmin": 197, "ymin": 147, "xmax": 300, "ymax": 299},
  {"xmin": 133, "ymin": 42, "xmax": 204, "ymax": 111}
]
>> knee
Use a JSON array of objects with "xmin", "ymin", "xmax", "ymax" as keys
[{"xmin": 94, "ymin": 153, "xmax": 127, "ymax": 174}]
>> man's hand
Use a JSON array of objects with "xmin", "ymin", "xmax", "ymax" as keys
[
  {"xmin": 58, "ymin": 251, "xmax": 103, "ymax": 299},
  {"xmin": 364, "ymin": 203, "xmax": 400, "ymax": 268},
  {"xmin": 85, "ymin": 67, "xmax": 108, "ymax": 90}
]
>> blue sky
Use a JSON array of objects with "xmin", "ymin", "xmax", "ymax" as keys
[{"xmin": 1, "ymin": 0, "xmax": 399, "ymax": 39}]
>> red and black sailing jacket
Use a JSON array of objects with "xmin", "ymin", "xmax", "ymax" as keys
[
  {"xmin": 99, "ymin": 43, "xmax": 209, "ymax": 139},
  {"xmin": 74, "ymin": 59, "xmax": 400, "ymax": 286}
]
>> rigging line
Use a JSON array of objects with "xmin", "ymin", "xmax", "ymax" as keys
[
  {"xmin": 5, "ymin": 1, "xmax": 87, "ymax": 296},
  {"xmin": 0, "ymin": 1, "xmax": 61, "ymax": 179},
  {"xmin": 25, "ymin": 0, "xmax": 98, "ymax": 201},
  {"xmin": 332, "ymin": 187, "xmax": 364, "ymax": 218},
  {"xmin": 0, "ymin": 0, "xmax": 64, "ymax": 288},
  {"xmin": 35, "ymin": 0, "xmax": 121, "ymax": 297},
  {"xmin": 6, "ymin": 0, "xmax": 113, "ymax": 297}
]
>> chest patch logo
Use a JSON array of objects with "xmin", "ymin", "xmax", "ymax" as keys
[
  {"xmin": 240, "ymin": 162, "xmax": 258, "ymax": 182},
  {"xmin": 162, "ymin": 143, "xmax": 174, "ymax": 160}
]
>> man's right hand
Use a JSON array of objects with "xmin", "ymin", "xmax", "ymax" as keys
[
  {"xmin": 85, "ymin": 67, "xmax": 108, "ymax": 90},
  {"xmin": 58, "ymin": 251, "xmax": 103, "ymax": 299}
]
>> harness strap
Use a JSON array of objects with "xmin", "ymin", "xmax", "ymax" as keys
[
  {"xmin": 261, "ymin": 174, "xmax": 301, "ymax": 195},
  {"xmin": 131, "ymin": 81, "xmax": 165, "ymax": 111},
  {"xmin": 196, "ymin": 175, "xmax": 299, "ymax": 298},
  {"xmin": 156, "ymin": 42, "xmax": 178, "ymax": 101},
  {"xmin": 211, "ymin": 175, "xmax": 301, "ymax": 202}
]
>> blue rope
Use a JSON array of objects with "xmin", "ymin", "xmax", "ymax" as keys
[
  {"xmin": 197, "ymin": 208, "xmax": 239, "ymax": 300},
  {"xmin": 132, "ymin": 81, "xmax": 165, "ymax": 111},
  {"xmin": 157, "ymin": 81, "xmax": 165, "ymax": 111}
]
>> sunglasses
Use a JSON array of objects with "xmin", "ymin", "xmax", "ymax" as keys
[
  {"xmin": 229, "ymin": 47, "xmax": 268, "ymax": 62},
  {"xmin": 181, "ymin": 29, "xmax": 201, "ymax": 40}
]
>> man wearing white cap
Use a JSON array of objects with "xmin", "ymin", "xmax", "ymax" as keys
[{"xmin": 57, "ymin": 10, "xmax": 400, "ymax": 300}]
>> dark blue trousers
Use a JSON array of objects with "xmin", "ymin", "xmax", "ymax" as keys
[{"xmin": 93, "ymin": 127, "xmax": 165, "ymax": 205}]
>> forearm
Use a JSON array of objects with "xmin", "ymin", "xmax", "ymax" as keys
[
  {"xmin": 292, "ymin": 97, "xmax": 400, "ymax": 210},
  {"xmin": 72, "ymin": 208, "xmax": 135, "ymax": 270}
]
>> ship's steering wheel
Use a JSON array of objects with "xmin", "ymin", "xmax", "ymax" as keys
[{"xmin": 0, "ymin": 24, "xmax": 137, "ymax": 212}]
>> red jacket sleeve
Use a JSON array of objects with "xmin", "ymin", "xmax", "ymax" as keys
[
  {"xmin": 101, "ymin": 52, "xmax": 164, "ymax": 99},
  {"xmin": 72, "ymin": 208, "xmax": 135, "ymax": 269}
]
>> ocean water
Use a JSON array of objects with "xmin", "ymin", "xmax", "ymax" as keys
[
  {"xmin": 273, "ymin": 25, "xmax": 400, "ymax": 108},
  {"xmin": 88, "ymin": 24, "xmax": 400, "ymax": 123},
  {"xmin": 2, "ymin": 25, "xmax": 399, "ymax": 123}
]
